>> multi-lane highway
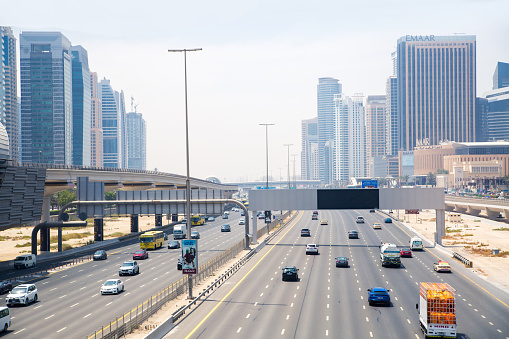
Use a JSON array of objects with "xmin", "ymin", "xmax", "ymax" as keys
[
  {"xmin": 169, "ymin": 210, "xmax": 509, "ymax": 339},
  {"xmin": 0, "ymin": 211, "xmax": 265, "ymax": 338}
]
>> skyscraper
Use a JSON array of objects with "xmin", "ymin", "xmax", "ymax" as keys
[
  {"xmin": 98, "ymin": 78, "xmax": 120, "ymax": 168},
  {"xmin": 1, "ymin": 27, "xmax": 18, "ymax": 161},
  {"xmin": 317, "ymin": 77, "xmax": 342, "ymax": 185},
  {"xmin": 20, "ymin": 32, "xmax": 73, "ymax": 164},
  {"xmin": 475, "ymin": 97, "xmax": 489, "ymax": 142},
  {"xmin": 70, "ymin": 45, "xmax": 91, "ymax": 166},
  {"xmin": 397, "ymin": 35, "xmax": 476, "ymax": 150},
  {"xmin": 90, "ymin": 72, "xmax": 103, "ymax": 167},
  {"xmin": 334, "ymin": 93, "xmax": 367, "ymax": 183},
  {"xmin": 483, "ymin": 87, "xmax": 509, "ymax": 141},
  {"xmin": 301, "ymin": 117, "xmax": 318, "ymax": 180},
  {"xmin": 365, "ymin": 95, "xmax": 387, "ymax": 159},
  {"xmin": 126, "ymin": 111, "xmax": 146, "ymax": 170},
  {"xmin": 119, "ymin": 90, "xmax": 128, "ymax": 169},
  {"xmin": 493, "ymin": 62, "xmax": 509, "ymax": 90},
  {"xmin": 385, "ymin": 76, "xmax": 398, "ymax": 155}
]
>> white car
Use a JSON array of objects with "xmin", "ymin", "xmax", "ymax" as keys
[
  {"xmin": 239, "ymin": 219, "xmax": 245, "ymax": 225},
  {"xmin": 356, "ymin": 216, "xmax": 365, "ymax": 223},
  {"xmin": 6, "ymin": 284, "xmax": 38, "ymax": 306},
  {"xmin": 100, "ymin": 279, "xmax": 124, "ymax": 295},
  {"xmin": 306, "ymin": 244, "xmax": 319, "ymax": 255},
  {"xmin": 373, "ymin": 223, "xmax": 382, "ymax": 229}
]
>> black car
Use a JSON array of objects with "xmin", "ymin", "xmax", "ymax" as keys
[
  {"xmin": 370, "ymin": 209, "xmax": 375, "ymax": 213},
  {"xmin": 221, "ymin": 224, "xmax": 231, "ymax": 232},
  {"xmin": 348, "ymin": 230, "xmax": 359, "ymax": 239},
  {"xmin": 335, "ymin": 256, "xmax": 349, "ymax": 267},
  {"xmin": 168, "ymin": 240, "xmax": 180, "ymax": 249},
  {"xmin": 282, "ymin": 266, "xmax": 299, "ymax": 281},
  {"xmin": 0, "ymin": 280, "xmax": 12, "ymax": 294},
  {"xmin": 177, "ymin": 257, "xmax": 183, "ymax": 270},
  {"xmin": 93, "ymin": 250, "xmax": 107, "ymax": 260}
]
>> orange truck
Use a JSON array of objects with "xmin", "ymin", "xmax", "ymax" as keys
[{"xmin": 417, "ymin": 282, "xmax": 456, "ymax": 338}]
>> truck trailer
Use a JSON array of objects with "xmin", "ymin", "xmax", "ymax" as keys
[
  {"xmin": 417, "ymin": 282, "xmax": 456, "ymax": 338},
  {"xmin": 173, "ymin": 224, "xmax": 187, "ymax": 240},
  {"xmin": 379, "ymin": 243, "xmax": 401, "ymax": 267}
]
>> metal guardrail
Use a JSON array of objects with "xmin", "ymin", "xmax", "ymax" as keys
[
  {"xmin": 86, "ymin": 210, "xmax": 296, "ymax": 339},
  {"xmin": 453, "ymin": 251, "xmax": 473, "ymax": 267}
]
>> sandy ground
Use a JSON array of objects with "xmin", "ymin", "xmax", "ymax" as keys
[
  {"xmin": 0, "ymin": 215, "xmax": 161, "ymax": 262},
  {"xmin": 392, "ymin": 209, "xmax": 509, "ymax": 292}
]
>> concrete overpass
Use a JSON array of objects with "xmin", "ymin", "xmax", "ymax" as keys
[
  {"xmin": 445, "ymin": 195, "xmax": 509, "ymax": 220},
  {"xmin": 226, "ymin": 179, "xmax": 321, "ymax": 189}
]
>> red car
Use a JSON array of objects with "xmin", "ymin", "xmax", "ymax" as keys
[
  {"xmin": 133, "ymin": 249, "xmax": 149, "ymax": 260},
  {"xmin": 400, "ymin": 248, "xmax": 412, "ymax": 258}
]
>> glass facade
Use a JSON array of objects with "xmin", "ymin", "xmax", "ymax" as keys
[
  {"xmin": 301, "ymin": 117, "xmax": 318, "ymax": 180},
  {"xmin": 98, "ymin": 78, "xmax": 120, "ymax": 168},
  {"xmin": 493, "ymin": 62, "xmax": 509, "ymax": 90},
  {"xmin": 126, "ymin": 112, "xmax": 146, "ymax": 170},
  {"xmin": 385, "ymin": 76, "xmax": 398, "ymax": 155},
  {"xmin": 1, "ymin": 27, "xmax": 18, "ymax": 161}
]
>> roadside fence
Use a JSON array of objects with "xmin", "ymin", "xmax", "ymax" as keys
[
  {"xmin": 452, "ymin": 252, "xmax": 474, "ymax": 267},
  {"xmin": 86, "ymin": 210, "xmax": 296, "ymax": 339}
]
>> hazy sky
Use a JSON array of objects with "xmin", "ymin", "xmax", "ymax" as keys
[{"xmin": 3, "ymin": 0, "xmax": 508, "ymax": 183}]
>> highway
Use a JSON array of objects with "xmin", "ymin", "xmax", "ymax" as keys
[
  {"xmin": 168, "ymin": 210, "xmax": 509, "ymax": 339},
  {"xmin": 0, "ymin": 210, "xmax": 266, "ymax": 338}
]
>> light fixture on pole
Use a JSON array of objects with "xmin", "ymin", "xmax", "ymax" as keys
[
  {"xmin": 283, "ymin": 144, "xmax": 293, "ymax": 189},
  {"xmin": 168, "ymin": 47, "xmax": 202, "ymax": 300},
  {"xmin": 259, "ymin": 124, "xmax": 274, "ymax": 189}
]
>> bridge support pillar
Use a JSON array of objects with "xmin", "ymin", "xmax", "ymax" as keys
[
  {"xmin": 39, "ymin": 195, "xmax": 51, "ymax": 252},
  {"xmin": 155, "ymin": 214, "xmax": 162, "ymax": 227},
  {"xmin": 130, "ymin": 214, "xmax": 139, "ymax": 233},
  {"xmin": 485, "ymin": 208, "xmax": 500, "ymax": 219},
  {"xmin": 435, "ymin": 209, "xmax": 445, "ymax": 246},
  {"xmin": 252, "ymin": 211, "xmax": 258, "ymax": 244},
  {"xmin": 466, "ymin": 206, "xmax": 481, "ymax": 216},
  {"xmin": 94, "ymin": 218, "xmax": 104, "ymax": 242},
  {"xmin": 454, "ymin": 205, "xmax": 467, "ymax": 213}
]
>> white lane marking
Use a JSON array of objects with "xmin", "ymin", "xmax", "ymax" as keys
[
  {"xmin": 366, "ymin": 317, "xmax": 369, "ymax": 322},
  {"xmin": 363, "ymin": 305, "xmax": 366, "ymax": 309},
  {"xmin": 45, "ymin": 314, "xmax": 55, "ymax": 320},
  {"xmin": 407, "ymin": 319, "xmax": 411, "ymax": 324},
  {"xmin": 140, "ymin": 285, "xmax": 145, "ymax": 288},
  {"xmin": 246, "ymin": 314, "xmax": 250, "ymax": 319},
  {"xmin": 59, "ymin": 295, "xmax": 67, "ymax": 299},
  {"xmin": 297, "ymin": 286, "xmax": 300, "ymax": 290},
  {"xmin": 489, "ymin": 322, "xmax": 494, "ymax": 325},
  {"xmin": 326, "ymin": 330, "xmax": 329, "ymax": 336},
  {"xmin": 87, "ymin": 274, "xmax": 93, "ymax": 277},
  {"xmin": 124, "ymin": 292, "xmax": 130, "ymax": 296},
  {"xmin": 395, "ymin": 297, "xmax": 398, "ymax": 301},
  {"xmin": 266, "ymin": 285, "xmax": 269, "ymax": 288},
  {"xmin": 71, "ymin": 303, "xmax": 79, "ymax": 308},
  {"xmin": 294, "ymin": 294, "xmax": 297, "ymax": 298},
  {"xmin": 281, "ymin": 329, "xmax": 285, "ymax": 335},
  {"xmin": 50, "ymin": 288, "xmax": 57, "ymax": 291},
  {"xmin": 254, "ymin": 302, "xmax": 258, "ymax": 307},
  {"xmin": 14, "ymin": 328, "xmax": 26, "ymax": 334},
  {"xmin": 57, "ymin": 327, "xmax": 67, "ymax": 333},
  {"xmin": 237, "ymin": 327, "xmax": 242, "ymax": 333},
  {"xmin": 286, "ymin": 315, "xmax": 290, "ymax": 320},
  {"xmin": 370, "ymin": 332, "xmax": 374, "ymax": 338},
  {"xmin": 290, "ymin": 303, "xmax": 294, "ymax": 307},
  {"xmin": 327, "ymin": 304, "xmax": 329, "ymax": 308},
  {"xmin": 482, "ymin": 315, "xmax": 486, "ymax": 318},
  {"xmin": 474, "ymin": 309, "xmax": 478, "ymax": 312},
  {"xmin": 84, "ymin": 313, "xmax": 92, "ymax": 318},
  {"xmin": 42, "ymin": 282, "xmax": 49, "ymax": 284},
  {"xmin": 260, "ymin": 293, "xmax": 264, "ymax": 297},
  {"xmin": 61, "ymin": 275, "xmax": 67, "ymax": 278},
  {"xmin": 326, "ymin": 316, "xmax": 329, "ymax": 321},
  {"xmin": 153, "ymin": 278, "xmax": 158, "ymax": 281},
  {"xmin": 80, "ymin": 286, "xmax": 87, "ymax": 290}
]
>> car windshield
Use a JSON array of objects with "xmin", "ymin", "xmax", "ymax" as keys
[
  {"xmin": 14, "ymin": 256, "xmax": 26, "ymax": 261},
  {"xmin": 11, "ymin": 287, "xmax": 27, "ymax": 294},
  {"xmin": 170, "ymin": 241, "xmax": 178, "ymax": 245},
  {"xmin": 135, "ymin": 251, "xmax": 144, "ymax": 254},
  {"xmin": 104, "ymin": 281, "xmax": 117, "ymax": 286},
  {"xmin": 123, "ymin": 262, "xmax": 134, "ymax": 266},
  {"xmin": 140, "ymin": 237, "xmax": 153, "ymax": 243},
  {"xmin": 94, "ymin": 251, "xmax": 103, "ymax": 255},
  {"xmin": 192, "ymin": 232, "xmax": 198, "ymax": 235}
]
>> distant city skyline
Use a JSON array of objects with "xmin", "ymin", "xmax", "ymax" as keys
[{"xmin": 2, "ymin": 0, "xmax": 508, "ymax": 182}]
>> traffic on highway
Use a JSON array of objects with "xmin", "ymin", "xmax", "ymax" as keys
[
  {"xmin": 170, "ymin": 210, "xmax": 509, "ymax": 339},
  {"xmin": 0, "ymin": 209, "xmax": 264, "ymax": 338}
]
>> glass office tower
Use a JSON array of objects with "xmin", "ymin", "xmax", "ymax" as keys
[
  {"xmin": 98, "ymin": 78, "xmax": 120, "ymax": 168},
  {"xmin": 20, "ymin": 32, "xmax": 73, "ymax": 164},
  {"xmin": 1, "ymin": 27, "xmax": 18, "ymax": 161},
  {"xmin": 397, "ymin": 35, "xmax": 476, "ymax": 150}
]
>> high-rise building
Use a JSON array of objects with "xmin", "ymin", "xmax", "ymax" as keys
[
  {"xmin": 98, "ymin": 78, "xmax": 120, "ymax": 168},
  {"xmin": 119, "ymin": 90, "xmax": 128, "ymax": 169},
  {"xmin": 475, "ymin": 97, "xmax": 489, "ymax": 142},
  {"xmin": 391, "ymin": 50, "xmax": 397, "ymax": 77},
  {"xmin": 493, "ymin": 62, "xmax": 509, "ymax": 90},
  {"xmin": 20, "ymin": 32, "xmax": 73, "ymax": 164},
  {"xmin": 301, "ymin": 117, "xmax": 319, "ymax": 180},
  {"xmin": 317, "ymin": 77, "xmax": 342, "ymax": 185},
  {"xmin": 334, "ymin": 93, "xmax": 367, "ymax": 183},
  {"xmin": 126, "ymin": 111, "xmax": 146, "ymax": 170},
  {"xmin": 70, "ymin": 45, "xmax": 91, "ymax": 166},
  {"xmin": 483, "ymin": 87, "xmax": 509, "ymax": 141},
  {"xmin": 365, "ymin": 95, "xmax": 387, "ymax": 161},
  {"xmin": 397, "ymin": 35, "xmax": 476, "ymax": 150},
  {"xmin": 385, "ymin": 76, "xmax": 398, "ymax": 155},
  {"xmin": 90, "ymin": 72, "xmax": 103, "ymax": 167},
  {"xmin": 1, "ymin": 27, "xmax": 18, "ymax": 161}
]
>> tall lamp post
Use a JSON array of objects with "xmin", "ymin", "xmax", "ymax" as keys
[
  {"xmin": 283, "ymin": 144, "xmax": 293, "ymax": 189},
  {"xmin": 291, "ymin": 154, "xmax": 298, "ymax": 189},
  {"xmin": 168, "ymin": 47, "xmax": 202, "ymax": 299},
  {"xmin": 259, "ymin": 124, "xmax": 274, "ymax": 189}
]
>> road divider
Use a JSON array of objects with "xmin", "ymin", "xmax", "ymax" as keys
[{"xmin": 452, "ymin": 252, "xmax": 473, "ymax": 267}]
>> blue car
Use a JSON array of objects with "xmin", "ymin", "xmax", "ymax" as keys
[
  {"xmin": 384, "ymin": 217, "xmax": 392, "ymax": 223},
  {"xmin": 367, "ymin": 287, "xmax": 391, "ymax": 306}
]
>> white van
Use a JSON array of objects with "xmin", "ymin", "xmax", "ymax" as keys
[
  {"xmin": 13, "ymin": 254, "xmax": 36, "ymax": 269},
  {"xmin": 410, "ymin": 237, "xmax": 423, "ymax": 250},
  {"xmin": 0, "ymin": 306, "xmax": 10, "ymax": 332}
]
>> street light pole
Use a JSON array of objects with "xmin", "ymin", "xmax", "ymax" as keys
[
  {"xmin": 168, "ymin": 47, "xmax": 202, "ymax": 300},
  {"xmin": 291, "ymin": 154, "xmax": 297, "ymax": 189},
  {"xmin": 283, "ymin": 144, "xmax": 293, "ymax": 189},
  {"xmin": 259, "ymin": 124, "xmax": 274, "ymax": 189}
]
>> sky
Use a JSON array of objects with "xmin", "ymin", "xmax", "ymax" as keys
[{"xmin": 2, "ymin": 0, "xmax": 509, "ymax": 183}]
